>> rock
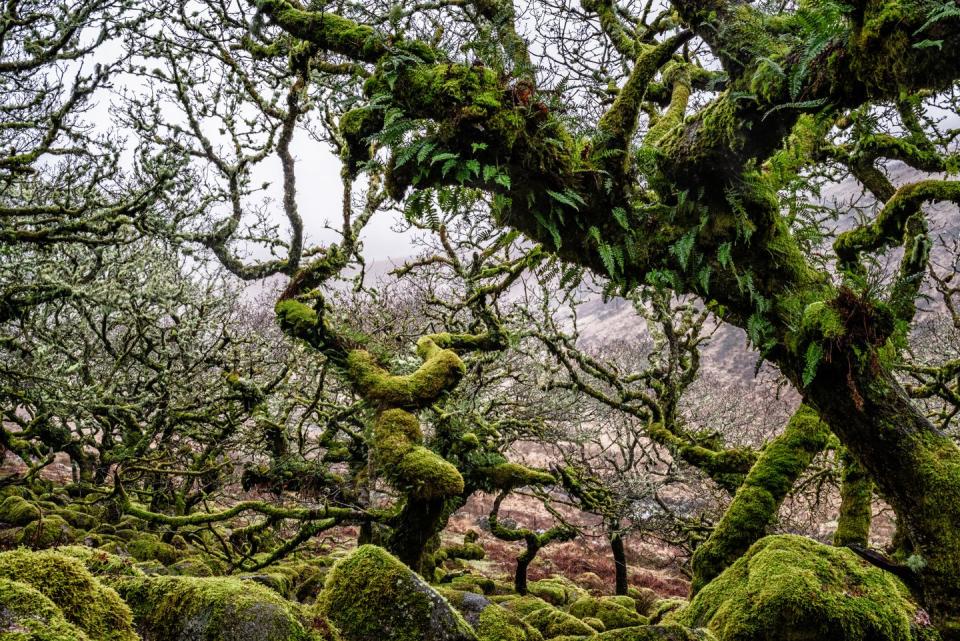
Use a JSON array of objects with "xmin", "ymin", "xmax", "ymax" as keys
[
  {"xmin": 0, "ymin": 495, "xmax": 41, "ymax": 526},
  {"xmin": 0, "ymin": 548, "xmax": 138, "ymax": 641},
  {"xmin": 315, "ymin": 544, "xmax": 477, "ymax": 641},
  {"xmin": 521, "ymin": 605, "xmax": 596, "ymax": 638},
  {"xmin": 672, "ymin": 534, "xmax": 940, "ymax": 641},
  {"xmin": 439, "ymin": 588, "xmax": 543, "ymax": 641},
  {"xmin": 592, "ymin": 624, "xmax": 717, "ymax": 640},
  {"xmin": 111, "ymin": 574, "xmax": 319, "ymax": 641},
  {"xmin": 568, "ymin": 596, "xmax": 648, "ymax": 630},
  {"xmin": 0, "ymin": 577, "xmax": 93, "ymax": 641}
]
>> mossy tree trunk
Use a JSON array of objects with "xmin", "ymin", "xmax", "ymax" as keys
[
  {"xmin": 610, "ymin": 529, "xmax": 628, "ymax": 596},
  {"xmin": 256, "ymin": 0, "xmax": 960, "ymax": 631},
  {"xmin": 833, "ymin": 449, "xmax": 873, "ymax": 548},
  {"xmin": 690, "ymin": 405, "xmax": 831, "ymax": 593}
]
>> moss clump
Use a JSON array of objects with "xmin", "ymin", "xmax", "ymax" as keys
[
  {"xmin": 17, "ymin": 515, "xmax": 76, "ymax": 549},
  {"xmin": 111, "ymin": 574, "xmax": 317, "ymax": 641},
  {"xmin": 527, "ymin": 577, "xmax": 586, "ymax": 606},
  {"xmin": 568, "ymin": 596, "xmax": 648, "ymax": 630},
  {"xmin": 627, "ymin": 588, "xmax": 661, "ymax": 617},
  {"xmin": 316, "ymin": 544, "xmax": 476, "ymax": 641},
  {"xmin": 502, "ymin": 595, "xmax": 553, "ymax": 617},
  {"xmin": 476, "ymin": 604, "xmax": 543, "ymax": 641},
  {"xmin": 592, "ymin": 624, "xmax": 718, "ymax": 640},
  {"xmin": 0, "ymin": 548, "xmax": 137, "ymax": 641},
  {"xmin": 521, "ymin": 605, "xmax": 596, "ymax": 638},
  {"xmin": 126, "ymin": 535, "xmax": 180, "ymax": 565},
  {"xmin": 649, "ymin": 599, "xmax": 688, "ymax": 624},
  {"xmin": 673, "ymin": 535, "xmax": 939, "ymax": 641},
  {"xmin": 0, "ymin": 495, "xmax": 41, "ymax": 526},
  {"xmin": 0, "ymin": 577, "xmax": 93, "ymax": 641},
  {"xmin": 56, "ymin": 546, "xmax": 142, "ymax": 578}
]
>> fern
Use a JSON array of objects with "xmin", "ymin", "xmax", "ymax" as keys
[{"xmin": 802, "ymin": 342, "xmax": 824, "ymax": 387}]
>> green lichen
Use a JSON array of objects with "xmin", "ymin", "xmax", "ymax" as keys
[
  {"xmin": 673, "ymin": 534, "xmax": 939, "ymax": 641},
  {"xmin": 627, "ymin": 587, "xmax": 660, "ymax": 617},
  {"xmin": 0, "ymin": 548, "xmax": 138, "ymax": 641},
  {"xmin": 111, "ymin": 574, "xmax": 318, "ymax": 641},
  {"xmin": 316, "ymin": 544, "xmax": 476, "ymax": 641}
]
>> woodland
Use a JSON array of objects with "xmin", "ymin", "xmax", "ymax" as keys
[{"xmin": 2, "ymin": 0, "xmax": 960, "ymax": 639}]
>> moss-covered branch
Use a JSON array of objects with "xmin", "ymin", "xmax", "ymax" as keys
[{"xmin": 690, "ymin": 404, "xmax": 831, "ymax": 593}]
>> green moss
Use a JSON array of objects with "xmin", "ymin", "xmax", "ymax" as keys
[
  {"xmin": 0, "ymin": 495, "xmax": 41, "ymax": 526},
  {"xmin": 315, "ymin": 544, "xmax": 476, "ymax": 641},
  {"xmin": 833, "ymin": 450, "xmax": 873, "ymax": 548},
  {"xmin": 690, "ymin": 405, "xmax": 830, "ymax": 592},
  {"xmin": 673, "ymin": 535, "xmax": 938, "ymax": 641},
  {"xmin": 475, "ymin": 604, "xmax": 544, "ymax": 641},
  {"xmin": 649, "ymin": 599, "xmax": 688, "ymax": 624},
  {"xmin": 481, "ymin": 463, "xmax": 556, "ymax": 491},
  {"xmin": 112, "ymin": 574, "xmax": 318, "ymax": 641},
  {"xmin": 0, "ymin": 577, "xmax": 93, "ymax": 641},
  {"xmin": 56, "ymin": 546, "xmax": 142, "ymax": 578},
  {"xmin": 627, "ymin": 588, "xmax": 660, "ymax": 616},
  {"xmin": 126, "ymin": 535, "xmax": 179, "ymax": 565},
  {"xmin": 502, "ymin": 595, "xmax": 553, "ymax": 617},
  {"xmin": 592, "ymin": 624, "xmax": 718, "ymax": 640},
  {"xmin": 373, "ymin": 409, "xmax": 464, "ymax": 500},
  {"xmin": 521, "ymin": 605, "xmax": 596, "ymax": 638},
  {"xmin": 0, "ymin": 548, "xmax": 137, "ymax": 641},
  {"xmin": 17, "ymin": 515, "xmax": 76, "ymax": 549},
  {"xmin": 347, "ymin": 345, "xmax": 465, "ymax": 409},
  {"xmin": 568, "ymin": 596, "xmax": 648, "ymax": 630},
  {"xmin": 527, "ymin": 577, "xmax": 586, "ymax": 606}
]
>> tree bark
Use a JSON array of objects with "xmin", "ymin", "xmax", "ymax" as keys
[
  {"xmin": 833, "ymin": 449, "xmax": 873, "ymax": 548},
  {"xmin": 611, "ymin": 530, "xmax": 628, "ymax": 595}
]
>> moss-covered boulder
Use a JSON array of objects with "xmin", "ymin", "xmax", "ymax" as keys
[
  {"xmin": 627, "ymin": 588, "xmax": 660, "ymax": 617},
  {"xmin": 568, "ymin": 596, "xmax": 647, "ymax": 630},
  {"xmin": 126, "ymin": 534, "xmax": 179, "ymax": 565},
  {"xmin": 17, "ymin": 515, "xmax": 76, "ymax": 549},
  {"xmin": 649, "ymin": 599, "xmax": 687, "ymax": 624},
  {"xmin": 592, "ymin": 624, "xmax": 717, "ymax": 640},
  {"xmin": 56, "ymin": 545, "xmax": 142, "ymax": 578},
  {"xmin": 672, "ymin": 535, "xmax": 939, "ymax": 641},
  {"xmin": 521, "ymin": 605, "xmax": 596, "ymax": 638},
  {"xmin": 111, "ymin": 574, "xmax": 320, "ymax": 641},
  {"xmin": 0, "ymin": 495, "xmax": 41, "ymax": 526},
  {"xmin": 316, "ymin": 544, "xmax": 476, "ymax": 641},
  {"xmin": 0, "ymin": 577, "xmax": 93, "ymax": 641},
  {"xmin": 500, "ymin": 595, "xmax": 553, "ymax": 617},
  {"xmin": 527, "ymin": 577, "xmax": 587, "ymax": 606},
  {"xmin": 0, "ymin": 548, "xmax": 138, "ymax": 641},
  {"xmin": 440, "ymin": 589, "xmax": 543, "ymax": 641}
]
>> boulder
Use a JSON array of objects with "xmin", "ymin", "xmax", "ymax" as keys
[
  {"xmin": 672, "ymin": 534, "xmax": 940, "ymax": 641},
  {"xmin": 315, "ymin": 544, "xmax": 477, "ymax": 641}
]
